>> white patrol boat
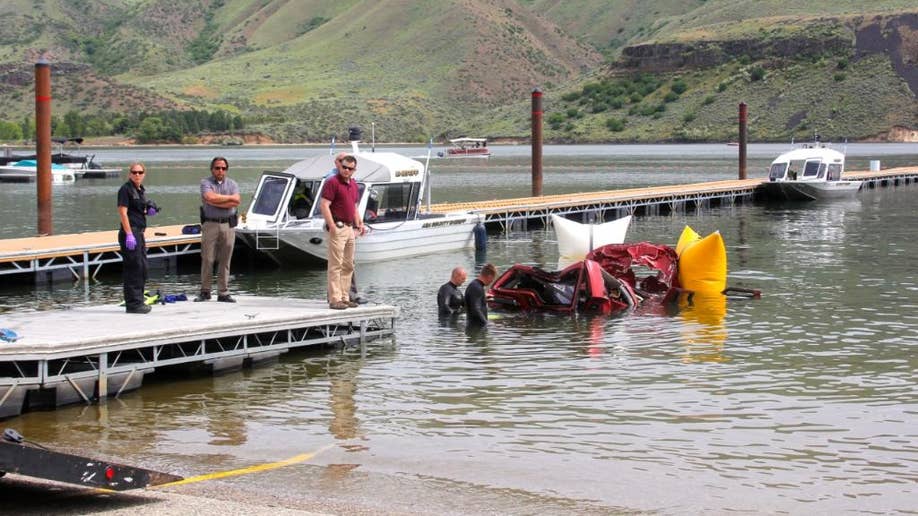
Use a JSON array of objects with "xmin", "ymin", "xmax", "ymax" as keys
[
  {"xmin": 761, "ymin": 143, "xmax": 862, "ymax": 201},
  {"xmin": 235, "ymin": 143, "xmax": 483, "ymax": 264}
]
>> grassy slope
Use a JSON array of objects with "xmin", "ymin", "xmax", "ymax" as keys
[
  {"xmin": 128, "ymin": 0, "xmax": 601, "ymax": 141},
  {"xmin": 0, "ymin": 0, "xmax": 913, "ymax": 142}
]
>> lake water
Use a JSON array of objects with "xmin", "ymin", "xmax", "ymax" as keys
[{"xmin": 1, "ymin": 144, "xmax": 917, "ymax": 514}]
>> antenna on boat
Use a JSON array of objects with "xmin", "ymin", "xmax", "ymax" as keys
[
  {"xmin": 424, "ymin": 137, "xmax": 433, "ymax": 213},
  {"xmin": 330, "ymin": 136, "xmax": 335, "ymax": 156},
  {"xmin": 843, "ymin": 137, "xmax": 848, "ymax": 156}
]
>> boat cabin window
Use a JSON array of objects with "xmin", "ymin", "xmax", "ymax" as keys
[
  {"xmin": 288, "ymin": 179, "xmax": 322, "ymax": 219},
  {"xmin": 787, "ymin": 160, "xmax": 805, "ymax": 180},
  {"xmin": 364, "ymin": 183, "xmax": 420, "ymax": 223},
  {"xmin": 817, "ymin": 163, "xmax": 827, "ymax": 179},
  {"xmin": 802, "ymin": 160, "xmax": 821, "ymax": 178},
  {"xmin": 768, "ymin": 163, "xmax": 788, "ymax": 180},
  {"xmin": 827, "ymin": 163, "xmax": 842, "ymax": 180},
  {"xmin": 252, "ymin": 176, "xmax": 292, "ymax": 217}
]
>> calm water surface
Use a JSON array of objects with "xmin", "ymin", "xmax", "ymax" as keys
[{"xmin": 1, "ymin": 145, "xmax": 916, "ymax": 514}]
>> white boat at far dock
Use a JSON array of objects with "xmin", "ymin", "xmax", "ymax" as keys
[
  {"xmin": 0, "ymin": 160, "xmax": 79, "ymax": 183},
  {"xmin": 761, "ymin": 143, "xmax": 862, "ymax": 201},
  {"xmin": 236, "ymin": 142, "xmax": 483, "ymax": 264}
]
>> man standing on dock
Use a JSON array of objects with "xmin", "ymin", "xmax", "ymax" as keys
[
  {"xmin": 320, "ymin": 154, "xmax": 366, "ymax": 310},
  {"xmin": 196, "ymin": 157, "xmax": 241, "ymax": 303}
]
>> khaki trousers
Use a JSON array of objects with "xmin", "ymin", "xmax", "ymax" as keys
[
  {"xmin": 327, "ymin": 225, "xmax": 355, "ymax": 304},
  {"xmin": 200, "ymin": 221, "xmax": 235, "ymax": 295}
]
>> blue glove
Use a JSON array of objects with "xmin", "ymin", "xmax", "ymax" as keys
[
  {"xmin": 125, "ymin": 233, "xmax": 137, "ymax": 251},
  {"xmin": 146, "ymin": 206, "xmax": 157, "ymax": 216}
]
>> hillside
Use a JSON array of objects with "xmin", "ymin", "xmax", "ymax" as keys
[
  {"xmin": 473, "ymin": 9, "xmax": 918, "ymax": 142},
  {"xmin": 0, "ymin": 0, "xmax": 914, "ymax": 143}
]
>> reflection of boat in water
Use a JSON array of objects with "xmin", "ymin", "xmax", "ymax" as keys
[
  {"xmin": 0, "ymin": 160, "xmax": 78, "ymax": 183},
  {"xmin": 760, "ymin": 143, "xmax": 861, "ymax": 201},
  {"xmin": 0, "ymin": 137, "xmax": 121, "ymax": 180},
  {"xmin": 235, "ymin": 143, "xmax": 483, "ymax": 264},
  {"xmin": 440, "ymin": 137, "xmax": 490, "ymax": 158}
]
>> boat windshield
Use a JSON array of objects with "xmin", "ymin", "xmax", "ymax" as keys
[
  {"xmin": 768, "ymin": 163, "xmax": 787, "ymax": 180},
  {"xmin": 288, "ymin": 179, "xmax": 323, "ymax": 219},
  {"xmin": 252, "ymin": 175, "xmax": 293, "ymax": 217},
  {"xmin": 802, "ymin": 160, "xmax": 821, "ymax": 178}
]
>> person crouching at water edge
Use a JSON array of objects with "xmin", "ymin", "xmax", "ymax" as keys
[
  {"xmin": 464, "ymin": 263, "xmax": 497, "ymax": 326},
  {"xmin": 118, "ymin": 162, "xmax": 159, "ymax": 314},
  {"xmin": 320, "ymin": 154, "xmax": 367, "ymax": 310}
]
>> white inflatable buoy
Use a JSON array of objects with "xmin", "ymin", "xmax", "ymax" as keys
[{"xmin": 551, "ymin": 214, "xmax": 632, "ymax": 260}]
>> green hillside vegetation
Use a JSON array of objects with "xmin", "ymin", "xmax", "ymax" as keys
[{"xmin": 0, "ymin": 0, "xmax": 913, "ymax": 143}]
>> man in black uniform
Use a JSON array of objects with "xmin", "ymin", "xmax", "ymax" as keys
[
  {"xmin": 437, "ymin": 266, "xmax": 467, "ymax": 317},
  {"xmin": 464, "ymin": 263, "xmax": 497, "ymax": 327},
  {"xmin": 117, "ymin": 162, "xmax": 158, "ymax": 314}
]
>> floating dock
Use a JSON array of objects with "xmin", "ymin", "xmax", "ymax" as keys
[
  {"xmin": 0, "ymin": 167, "xmax": 915, "ymax": 280},
  {"xmin": 0, "ymin": 296, "xmax": 397, "ymax": 419},
  {"xmin": 430, "ymin": 167, "xmax": 918, "ymax": 230},
  {"xmin": 0, "ymin": 224, "xmax": 199, "ymax": 280}
]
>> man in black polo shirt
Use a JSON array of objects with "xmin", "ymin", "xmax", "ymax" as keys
[{"xmin": 196, "ymin": 157, "xmax": 241, "ymax": 303}]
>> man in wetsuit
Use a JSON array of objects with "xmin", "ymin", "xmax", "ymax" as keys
[
  {"xmin": 437, "ymin": 266, "xmax": 467, "ymax": 317},
  {"xmin": 464, "ymin": 263, "xmax": 497, "ymax": 326}
]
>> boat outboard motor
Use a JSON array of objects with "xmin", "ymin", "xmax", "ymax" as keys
[{"xmin": 348, "ymin": 126, "xmax": 362, "ymax": 142}]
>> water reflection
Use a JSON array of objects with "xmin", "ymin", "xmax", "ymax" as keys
[{"xmin": 678, "ymin": 292, "xmax": 728, "ymax": 363}]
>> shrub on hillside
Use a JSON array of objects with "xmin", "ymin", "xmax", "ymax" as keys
[{"xmin": 606, "ymin": 117, "xmax": 626, "ymax": 132}]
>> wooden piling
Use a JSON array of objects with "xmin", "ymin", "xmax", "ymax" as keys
[
  {"xmin": 531, "ymin": 87, "xmax": 543, "ymax": 197},
  {"xmin": 738, "ymin": 102, "xmax": 748, "ymax": 180},
  {"xmin": 35, "ymin": 58, "xmax": 52, "ymax": 236}
]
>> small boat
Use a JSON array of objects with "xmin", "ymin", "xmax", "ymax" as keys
[
  {"xmin": 760, "ymin": 143, "xmax": 861, "ymax": 201},
  {"xmin": 0, "ymin": 160, "xmax": 78, "ymax": 183},
  {"xmin": 442, "ymin": 137, "xmax": 490, "ymax": 158},
  {"xmin": 0, "ymin": 138, "xmax": 121, "ymax": 179},
  {"xmin": 235, "ymin": 142, "xmax": 483, "ymax": 264}
]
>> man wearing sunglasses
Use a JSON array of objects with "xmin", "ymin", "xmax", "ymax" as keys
[
  {"xmin": 320, "ymin": 154, "xmax": 366, "ymax": 310},
  {"xmin": 196, "ymin": 157, "xmax": 241, "ymax": 303}
]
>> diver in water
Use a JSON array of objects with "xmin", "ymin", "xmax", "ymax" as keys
[
  {"xmin": 464, "ymin": 263, "xmax": 497, "ymax": 327},
  {"xmin": 437, "ymin": 266, "xmax": 467, "ymax": 317}
]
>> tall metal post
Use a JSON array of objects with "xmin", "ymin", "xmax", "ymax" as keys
[
  {"xmin": 531, "ymin": 87, "xmax": 543, "ymax": 197},
  {"xmin": 738, "ymin": 102, "xmax": 748, "ymax": 180},
  {"xmin": 35, "ymin": 57, "xmax": 53, "ymax": 235}
]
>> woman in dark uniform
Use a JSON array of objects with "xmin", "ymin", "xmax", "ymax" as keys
[{"xmin": 117, "ymin": 162, "xmax": 156, "ymax": 313}]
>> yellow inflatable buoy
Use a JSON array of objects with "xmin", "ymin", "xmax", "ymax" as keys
[{"xmin": 676, "ymin": 226, "xmax": 727, "ymax": 294}]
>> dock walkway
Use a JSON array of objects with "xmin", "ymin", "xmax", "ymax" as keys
[
  {"xmin": 1, "ymin": 167, "xmax": 915, "ymax": 279},
  {"xmin": 0, "ymin": 296, "xmax": 397, "ymax": 418},
  {"xmin": 0, "ymin": 224, "xmax": 199, "ymax": 280}
]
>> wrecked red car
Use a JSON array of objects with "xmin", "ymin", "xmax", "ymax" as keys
[{"xmin": 488, "ymin": 242, "xmax": 680, "ymax": 315}]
